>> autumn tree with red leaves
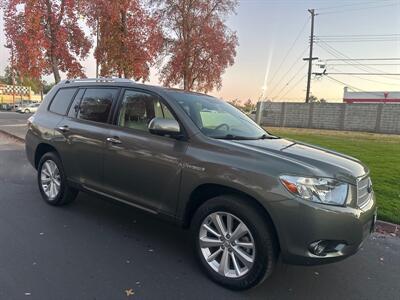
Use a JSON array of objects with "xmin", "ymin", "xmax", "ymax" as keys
[
  {"xmin": 82, "ymin": 0, "xmax": 163, "ymax": 80},
  {"xmin": 156, "ymin": 0, "xmax": 238, "ymax": 92},
  {"xmin": 2, "ymin": 0, "xmax": 91, "ymax": 83}
]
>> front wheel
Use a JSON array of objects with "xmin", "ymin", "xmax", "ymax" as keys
[
  {"xmin": 37, "ymin": 152, "xmax": 78, "ymax": 206},
  {"xmin": 192, "ymin": 195, "xmax": 278, "ymax": 290},
  {"xmin": 24, "ymin": 109, "xmax": 30, "ymax": 114}
]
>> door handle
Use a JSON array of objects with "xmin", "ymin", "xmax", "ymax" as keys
[
  {"xmin": 106, "ymin": 137, "xmax": 122, "ymax": 144},
  {"xmin": 57, "ymin": 125, "xmax": 69, "ymax": 132}
]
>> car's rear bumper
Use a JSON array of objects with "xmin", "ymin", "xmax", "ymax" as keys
[
  {"xmin": 268, "ymin": 192, "xmax": 377, "ymax": 265},
  {"xmin": 25, "ymin": 129, "xmax": 37, "ymax": 168}
]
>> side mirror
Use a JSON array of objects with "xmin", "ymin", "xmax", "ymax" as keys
[{"xmin": 148, "ymin": 117, "xmax": 181, "ymax": 137}]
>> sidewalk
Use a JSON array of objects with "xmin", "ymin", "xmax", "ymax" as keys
[
  {"xmin": 0, "ymin": 124, "xmax": 27, "ymax": 141},
  {"xmin": 0, "ymin": 111, "xmax": 28, "ymax": 141}
]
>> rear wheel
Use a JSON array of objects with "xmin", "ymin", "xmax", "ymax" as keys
[
  {"xmin": 37, "ymin": 152, "xmax": 78, "ymax": 205},
  {"xmin": 192, "ymin": 195, "xmax": 278, "ymax": 290},
  {"xmin": 24, "ymin": 109, "xmax": 30, "ymax": 114}
]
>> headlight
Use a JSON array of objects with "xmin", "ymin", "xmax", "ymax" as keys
[{"xmin": 280, "ymin": 175, "xmax": 349, "ymax": 206}]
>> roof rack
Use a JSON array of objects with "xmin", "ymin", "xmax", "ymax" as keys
[{"xmin": 64, "ymin": 78, "xmax": 134, "ymax": 84}]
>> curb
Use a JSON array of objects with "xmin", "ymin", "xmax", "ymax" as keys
[
  {"xmin": 0, "ymin": 128, "xmax": 25, "ymax": 143},
  {"xmin": 376, "ymin": 220, "xmax": 399, "ymax": 236}
]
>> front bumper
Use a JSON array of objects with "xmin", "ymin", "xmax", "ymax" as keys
[{"xmin": 268, "ymin": 192, "xmax": 376, "ymax": 265}]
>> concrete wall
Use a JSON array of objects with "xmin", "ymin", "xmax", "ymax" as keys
[{"xmin": 260, "ymin": 102, "xmax": 400, "ymax": 134}]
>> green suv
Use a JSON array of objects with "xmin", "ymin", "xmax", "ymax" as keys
[{"xmin": 25, "ymin": 78, "xmax": 377, "ymax": 290}]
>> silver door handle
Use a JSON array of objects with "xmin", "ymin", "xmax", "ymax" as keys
[
  {"xmin": 57, "ymin": 125, "xmax": 69, "ymax": 132},
  {"xmin": 106, "ymin": 137, "xmax": 122, "ymax": 144}
]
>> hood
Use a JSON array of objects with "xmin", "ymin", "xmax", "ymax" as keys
[{"xmin": 222, "ymin": 138, "xmax": 368, "ymax": 184}]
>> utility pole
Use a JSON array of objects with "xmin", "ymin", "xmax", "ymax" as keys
[
  {"xmin": 96, "ymin": 17, "xmax": 99, "ymax": 78},
  {"xmin": 304, "ymin": 9, "xmax": 318, "ymax": 103}
]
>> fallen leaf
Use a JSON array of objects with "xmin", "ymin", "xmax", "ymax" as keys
[{"xmin": 125, "ymin": 289, "xmax": 135, "ymax": 296}]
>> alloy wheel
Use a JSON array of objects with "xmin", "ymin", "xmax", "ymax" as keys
[
  {"xmin": 199, "ymin": 212, "xmax": 256, "ymax": 278},
  {"xmin": 40, "ymin": 160, "xmax": 61, "ymax": 200}
]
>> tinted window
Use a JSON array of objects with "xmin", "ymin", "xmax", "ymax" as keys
[
  {"xmin": 118, "ymin": 90, "xmax": 175, "ymax": 131},
  {"xmin": 78, "ymin": 88, "xmax": 118, "ymax": 123},
  {"xmin": 49, "ymin": 88, "xmax": 77, "ymax": 115},
  {"xmin": 67, "ymin": 89, "xmax": 85, "ymax": 118}
]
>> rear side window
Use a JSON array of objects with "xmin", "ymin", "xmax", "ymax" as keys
[
  {"xmin": 78, "ymin": 88, "xmax": 118, "ymax": 123},
  {"xmin": 49, "ymin": 88, "xmax": 77, "ymax": 115},
  {"xmin": 67, "ymin": 89, "xmax": 85, "ymax": 118}
]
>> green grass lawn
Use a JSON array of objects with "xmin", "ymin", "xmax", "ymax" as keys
[{"xmin": 266, "ymin": 127, "xmax": 400, "ymax": 224}]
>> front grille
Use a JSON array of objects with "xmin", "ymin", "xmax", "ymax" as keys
[{"xmin": 357, "ymin": 176, "xmax": 372, "ymax": 208}]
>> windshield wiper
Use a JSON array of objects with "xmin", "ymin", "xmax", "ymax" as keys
[
  {"xmin": 258, "ymin": 134, "xmax": 280, "ymax": 140},
  {"xmin": 214, "ymin": 134, "xmax": 253, "ymax": 140}
]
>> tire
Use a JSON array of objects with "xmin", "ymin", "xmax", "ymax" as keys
[
  {"xmin": 24, "ymin": 109, "xmax": 30, "ymax": 114},
  {"xmin": 191, "ymin": 195, "xmax": 278, "ymax": 290},
  {"xmin": 37, "ymin": 152, "xmax": 78, "ymax": 206}
]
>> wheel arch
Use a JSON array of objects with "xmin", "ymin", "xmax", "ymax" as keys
[
  {"xmin": 34, "ymin": 143, "xmax": 59, "ymax": 169},
  {"xmin": 182, "ymin": 183, "xmax": 281, "ymax": 252}
]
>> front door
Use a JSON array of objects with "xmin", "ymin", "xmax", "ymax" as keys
[{"xmin": 102, "ymin": 89, "xmax": 186, "ymax": 215}]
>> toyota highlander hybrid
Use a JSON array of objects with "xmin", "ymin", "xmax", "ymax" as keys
[{"xmin": 25, "ymin": 78, "xmax": 377, "ymax": 290}]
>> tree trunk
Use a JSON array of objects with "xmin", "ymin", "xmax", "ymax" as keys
[{"xmin": 51, "ymin": 56, "xmax": 61, "ymax": 83}]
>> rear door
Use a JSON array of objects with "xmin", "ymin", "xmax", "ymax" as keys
[
  {"xmin": 59, "ymin": 87, "xmax": 120, "ymax": 191},
  {"xmin": 102, "ymin": 89, "xmax": 187, "ymax": 215}
]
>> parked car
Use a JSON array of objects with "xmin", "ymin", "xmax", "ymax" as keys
[
  {"xmin": 15, "ymin": 100, "xmax": 36, "ymax": 112},
  {"xmin": 25, "ymin": 78, "xmax": 376, "ymax": 290},
  {"xmin": 22, "ymin": 103, "xmax": 40, "ymax": 114},
  {"xmin": 0, "ymin": 104, "xmax": 12, "ymax": 111}
]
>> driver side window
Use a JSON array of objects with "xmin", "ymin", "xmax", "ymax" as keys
[{"xmin": 118, "ymin": 90, "xmax": 175, "ymax": 132}]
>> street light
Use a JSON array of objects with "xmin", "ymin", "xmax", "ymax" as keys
[{"xmin": 4, "ymin": 43, "xmax": 15, "ymax": 106}]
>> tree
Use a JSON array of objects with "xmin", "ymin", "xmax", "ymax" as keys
[
  {"xmin": 156, "ymin": 0, "xmax": 238, "ymax": 92},
  {"xmin": 2, "ymin": 0, "xmax": 92, "ymax": 83},
  {"xmin": 1, "ymin": 66, "xmax": 42, "ymax": 93},
  {"xmin": 243, "ymin": 99, "xmax": 255, "ymax": 113},
  {"xmin": 82, "ymin": 0, "xmax": 163, "ymax": 80}
]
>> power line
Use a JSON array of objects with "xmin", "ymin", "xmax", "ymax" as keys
[
  {"xmin": 267, "ymin": 47, "xmax": 308, "ymax": 97},
  {"xmin": 322, "ymin": 63, "xmax": 400, "ymax": 66},
  {"xmin": 318, "ymin": 2, "xmax": 399, "ymax": 15},
  {"xmin": 320, "ymin": 72, "xmax": 400, "ymax": 76},
  {"xmin": 316, "ymin": 41, "xmax": 400, "ymax": 80},
  {"xmin": 317, "ymin": 34, "xmax": 400, "ymax": 37},
  {"xmin": 324, "ymin": 58, "xmax": 400, "ymax": 61},
  {"xmin": 279, "ymin": 74, "xmax": 307, "ymax": 100},
  {"xmin": 325, "ymin": 75, "xmax": 384, "ymax": 98},
  {"xmin": 267, "ymin": 17, "xmax": 310, "ymax": 87},
  {"xmin": 315, "ymin": 39, "xmax": 399, "ymax": 43},
  {"xmin": 317, "ymin": 0, "xmax": 394, "ymax": 11},
  {"xmin": 326, "ymin": 66, "xmax": 400, "ymax": 86},
  {"xmin": 271, "ymin": 62, "xmax": 307, "ymax": 99}
]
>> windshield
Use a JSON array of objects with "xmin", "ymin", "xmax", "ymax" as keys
[{"xmin": 168, "ymin": 91, "xmax": 269, "ymax": 140}]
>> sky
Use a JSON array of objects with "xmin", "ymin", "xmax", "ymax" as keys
[{"xmin": 0, "ymin": 0, "xmax": 399, "ymax": 103}]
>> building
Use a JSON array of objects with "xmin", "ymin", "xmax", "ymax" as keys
[
  {"xmin": 0, "ymin": 84, "xmax": 42, "ymax": 104},
  {"xmin": 343, "ymin": 87, "xmax": 400, "ymax": 104}
]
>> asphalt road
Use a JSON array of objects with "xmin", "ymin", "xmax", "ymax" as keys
[
  {"xmin": 0, "ymin": 111, "xmax": 30, "ymax": 139},
  {"xmin": 0, "ymin": 129, "xmax": 400, "ymax": 299}
]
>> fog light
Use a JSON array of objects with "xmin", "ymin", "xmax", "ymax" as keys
[
  {"xmin": 309, "ymin": 240, "xmax": 347, "ymax": 257},
  {"xmin": 310, "ymin": 241, "xmax": 327, "ymax": 256}
]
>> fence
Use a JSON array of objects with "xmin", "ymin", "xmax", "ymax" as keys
[{"xmin": 259, "ymin": 102, "xmax": 400, "ymax": 134}]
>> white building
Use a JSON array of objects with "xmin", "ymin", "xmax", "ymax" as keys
[{"xmin": 343, "ymin": 87, "xmax": 400, "ymax": 104}]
